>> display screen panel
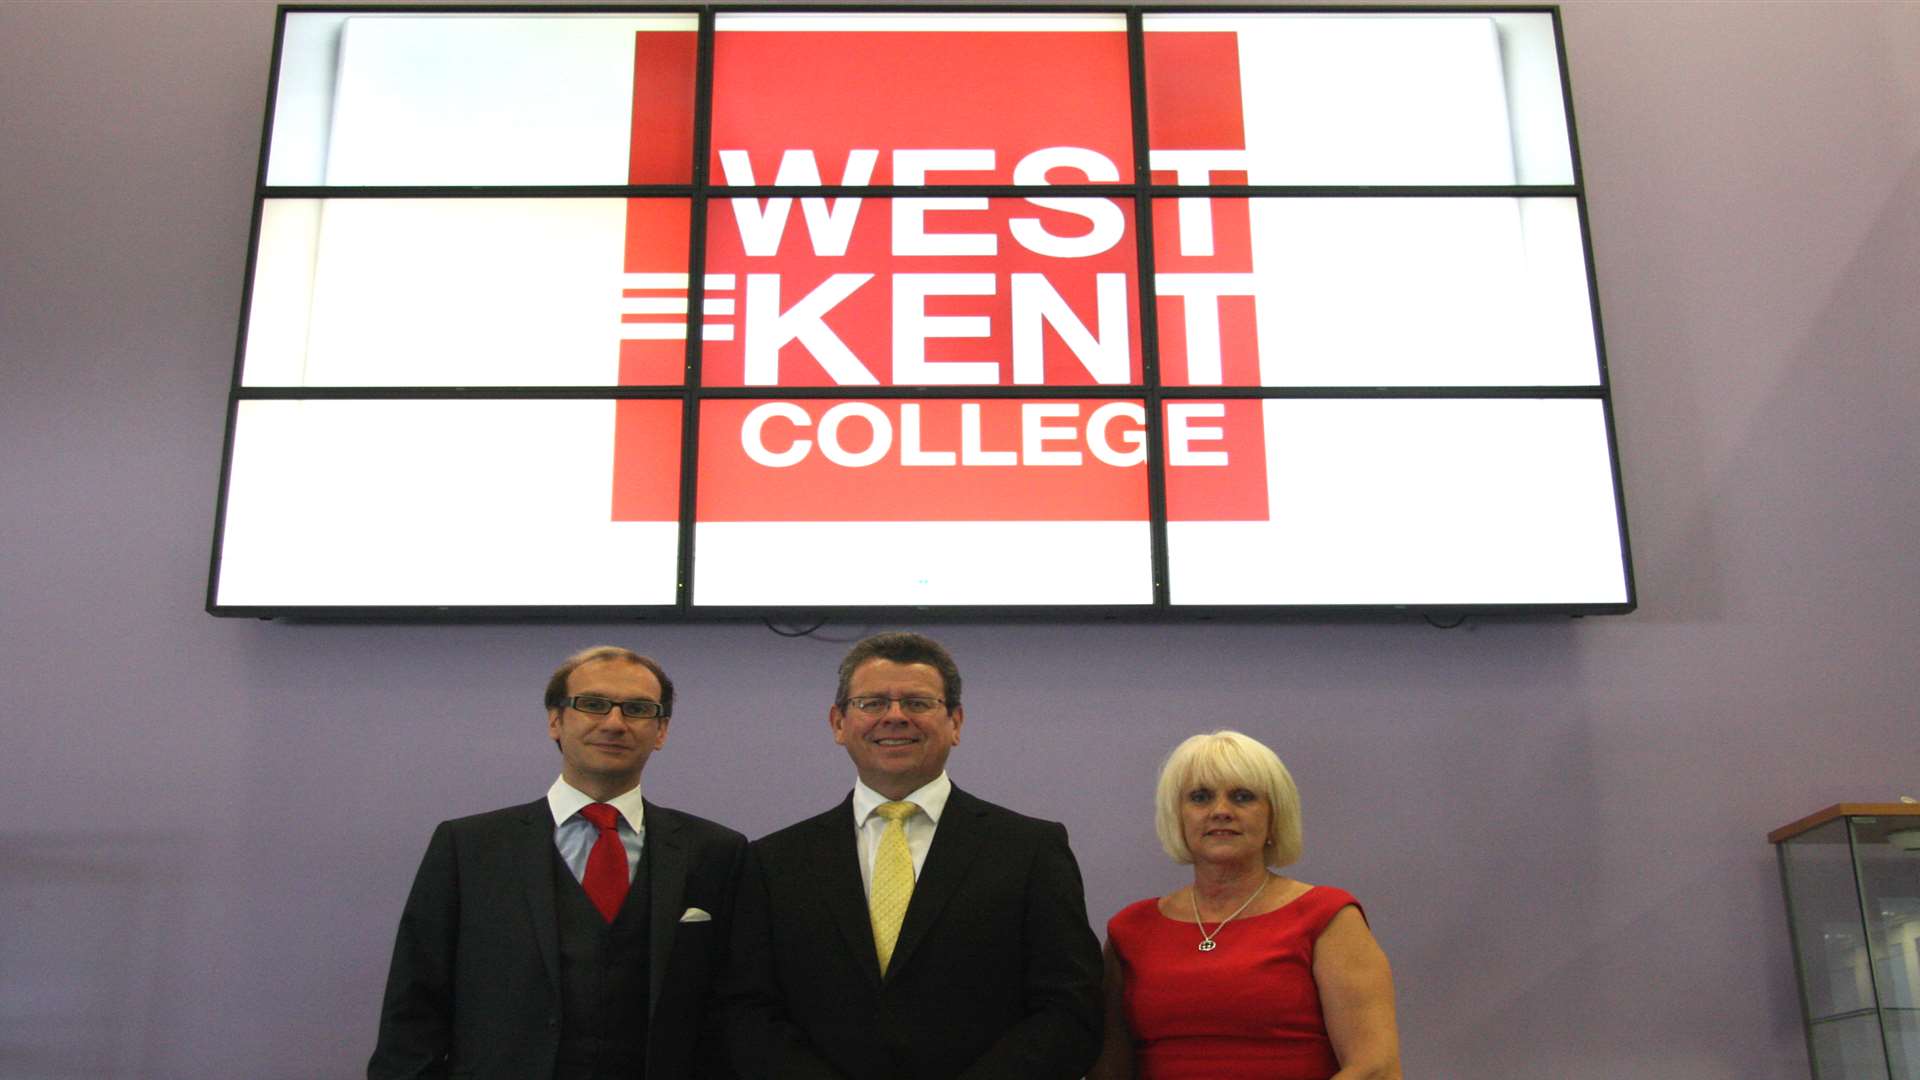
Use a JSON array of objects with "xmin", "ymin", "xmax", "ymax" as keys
[
  {"xmin": 244, "ymin": 198, "xmax": 693, "ymax": 387},
  {"xmin": 710, "ymin": 13, "xmax": 1134, "ymax": 188},
  {"xmin": 266, "ymin": 13, "xmax": 699, "ymax": 186},
  {"xmin": 1142, "ymin": 12, "xmax": 1574, "ymax": 186},
  {"xmin": 211, "ymin": 7, "xmax": 1633, "ymax": 618},
  {"xmin": 1163, "ymin": 399, "xmax": 1629, "ymax": 606},
  {"xmin": 1151, "ymin": 196, "xmax": 1596, "ymax": 388},
  {"xmin": 216, "ymin": 399, "xmax": 681, "ymax": 608},
  {"xmin": 692, "ymin": 397, "xmax": 1153, "ymax": 607}
]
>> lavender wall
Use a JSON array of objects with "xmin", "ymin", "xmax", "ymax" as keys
[{"xmin": 3, "ymin": 1, "xmax": 1916, "ymax": 1076}]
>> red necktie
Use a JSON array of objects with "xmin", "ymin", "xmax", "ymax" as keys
[{"xmin": 578, "ymin": 803, "xmax": 629, "ymax": 923}]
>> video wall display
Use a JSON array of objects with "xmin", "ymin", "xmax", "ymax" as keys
[{"xmin": 210, "ymin": 7, "xmax": 1634, "ymax": 617}]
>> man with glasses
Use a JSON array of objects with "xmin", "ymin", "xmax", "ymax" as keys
[
  {"xmin": 372, "ymin": 646, "xmax": 747, "ymax": 1080},
  {"xmin": 726, "ymin": 631, "xmax": 1102, "ymax": 1079}
]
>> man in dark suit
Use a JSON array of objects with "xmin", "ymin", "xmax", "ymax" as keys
[
  {"xmin": 371, "ymin": 646, "xmax": 747, "ymax": 1080},
  {"xmin": 727, "ymin": 632, "xmax": 1102, "ymax": 1080}
]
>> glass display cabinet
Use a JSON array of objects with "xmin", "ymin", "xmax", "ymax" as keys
[{"xmin": 1773, "ymin": 803, "xmax": 1920, "ymax": 1079}]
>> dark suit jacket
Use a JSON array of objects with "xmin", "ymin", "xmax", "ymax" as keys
[
  {"xmin": 370, "ymin": 798, "xmax": 747, "ymax": 1080},
  {"xmin": 726, "ymin": 786, "xmax": 1102, "ymax": 1080}
]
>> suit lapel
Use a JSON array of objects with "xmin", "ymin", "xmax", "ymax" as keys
[
  {"xmin": 516, "ymin": 799, "xmax": 562, "ymax": 992},
  {"xmin": 885, "ymin": 786, "xmax": 988, "ymax": 980},
  {"xmin": 812, "ymin": 797, "xmax": 884, "ymax": 986},
  {"xmin": 644, "ymin": 800, "xmax": 688, "ymax": 1020}
]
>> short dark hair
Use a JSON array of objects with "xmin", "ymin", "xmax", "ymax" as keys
[
  {"xmin": 834, "ymin": 631, "xmax": 962, "ymax": 709},
  {"xmin": 544, "ymin": 646, "xmax": 674, "ymax": 718}
]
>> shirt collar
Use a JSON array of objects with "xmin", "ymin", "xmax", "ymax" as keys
[
  {"xmin": 852, "ymin": 772, "xmax": 951, "ymax": 827},
  {"xmin": 547, "ymin": 775, "xmax": 647, "ymax": 833}
]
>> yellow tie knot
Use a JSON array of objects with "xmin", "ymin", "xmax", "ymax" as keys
[{"xmin": 875, "ymin": 801, "xmax": 919, "ymax": 823}]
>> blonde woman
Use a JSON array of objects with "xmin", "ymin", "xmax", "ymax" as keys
[{"xmin": 1089, "ymin": 731, "xmax": 1400, "ymax": 1080}]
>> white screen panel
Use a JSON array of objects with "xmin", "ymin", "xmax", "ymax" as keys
[
  {"xmin": 267, "ymin": 14, "xmax": 696, "ymax": 187},
  {"xmin": 1248, "ymin": 197, "xmax": 1597, "ymax": 387},
  {"xmin": 1144, "ymin": 13, "xmax": 1573, "ymax": 186},
  {"xmin": 693, "ymin": 522, "xmax": 1151, "ymax": 607},
  {"xmin": 1167, "ymin": 398, "xmax": 1627, "ymax": 605},
  {"xmin": 1240, "ymin": 16, "xmax": 1514, "ymax": 185},
  {"xmin": 243, "ymin": 198, "xmax": 658, "ymax": 387},
  {"xmin": 1492, "ymin": 12, "xmax": 1577, "ymax": 185},
  {"xmin": 215, "ymin": 400, "xmax": 678, "ymax": 607}
]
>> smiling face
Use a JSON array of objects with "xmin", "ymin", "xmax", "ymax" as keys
[
  {"xmin": 829, "ymin": 658, "xmax": 963, "ymax": 800},
  {"xmin": 1179, "ymin": 778, "xmax": 1272, "ymax": 869},
  {"xmin": 546, "ymin": 657, "xmax": 669, "ymax": 801}
]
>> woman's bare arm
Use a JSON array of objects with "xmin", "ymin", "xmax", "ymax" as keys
[
  {"xmin": 1314, "ymin": 906, "xmax": 1401, "ymax": 1080},
  {"xmin": 1084, "ymin": 938, "xmax": 1135, "ymax": 1080}
]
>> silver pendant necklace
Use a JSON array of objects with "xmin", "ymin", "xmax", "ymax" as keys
[{"xmin": 1190, "ymin": 873, "xmax": 1270, "ymax": 952}]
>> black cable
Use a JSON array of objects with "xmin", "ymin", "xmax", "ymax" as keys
[{"xmin": 764, "ymin": 617, "xmax": 829, "ymax": 638}]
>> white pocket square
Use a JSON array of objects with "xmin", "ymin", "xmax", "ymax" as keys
[{"xmin": 679, "ymin": 907, "xmax": 712, "ymax": 923}]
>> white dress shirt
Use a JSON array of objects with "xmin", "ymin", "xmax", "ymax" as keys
[
  {"xmin": 547, "ymin": 775, "xmax": 646, "ymax": 884},
  {"xmin": 850, "ymin": 772, "xmax": 952, "ymax": 898}
]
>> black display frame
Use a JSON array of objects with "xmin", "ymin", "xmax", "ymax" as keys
[{"xmin": 207, "ymin": 3, "xmax": 1636, "ymax": 622}]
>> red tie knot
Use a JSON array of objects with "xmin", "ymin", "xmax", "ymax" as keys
[{"xmin": 580, "ymin": 803, "xmax": 621, "ymax": 832}]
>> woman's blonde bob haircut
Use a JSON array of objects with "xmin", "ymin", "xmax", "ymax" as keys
[{"xmin": 1154, "ymin": 730, "xmax": 1303, "ymax": 868}]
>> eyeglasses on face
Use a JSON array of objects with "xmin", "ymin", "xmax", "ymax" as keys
[
  {"xmin": 566, "ymin": 695, "xmax": 666, "ymax": 719},
  {"xmin": 843, "ymin": 695, "xmax": 946, "ymax": 718}
]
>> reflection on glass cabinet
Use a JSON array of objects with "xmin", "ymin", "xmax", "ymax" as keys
[{"xmin": 1773, "ymin": 804, "xmax": 1920, "ymax": 1080}]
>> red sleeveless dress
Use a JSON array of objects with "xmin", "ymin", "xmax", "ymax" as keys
[{"xmin": 1106, "ymin": 885, "xmax": 1361, "ymax": 1080}]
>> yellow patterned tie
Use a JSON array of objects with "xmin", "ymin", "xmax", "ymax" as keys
[{"xmin": 869, "ymin": 800, "xmax": 919, "ymax": 974}]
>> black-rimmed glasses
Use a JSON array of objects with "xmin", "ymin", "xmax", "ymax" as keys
[
  {"xmin": 844, "ymin": 695, "xmax": 945, "ymax": 718},
  {"xmin": 566, "ymin": 695, "xmax": 666, "ymax": 719}
]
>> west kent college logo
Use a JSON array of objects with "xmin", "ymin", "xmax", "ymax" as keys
[{"xmin": 610, "ymin": 28, "xmax": 1271, "ymax": 524}]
